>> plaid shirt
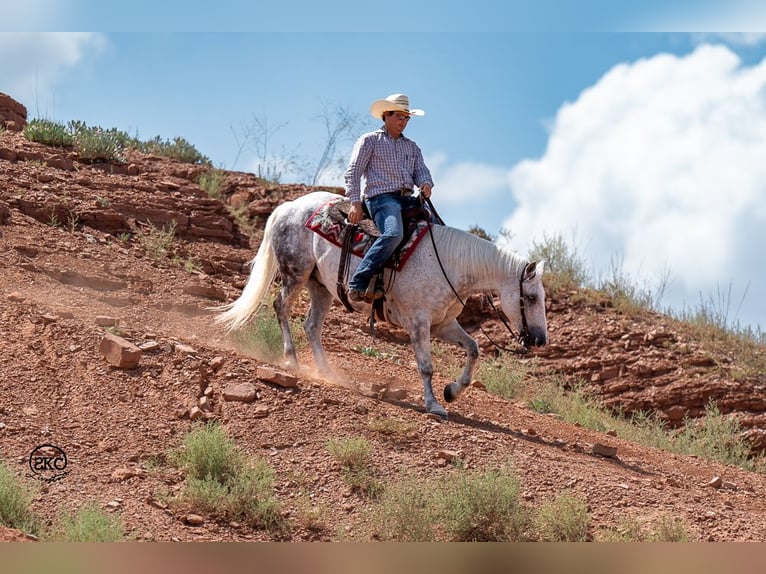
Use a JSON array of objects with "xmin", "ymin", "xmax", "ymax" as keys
[{"xmin": 344, "ymin": 127, "xmax": 434, "ymax": 203}]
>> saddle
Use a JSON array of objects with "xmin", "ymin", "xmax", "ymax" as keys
[{"xmin": 304, "ymin": 196, "xmax": 432, "ymax": 312}]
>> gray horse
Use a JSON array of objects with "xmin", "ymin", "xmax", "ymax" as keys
[{"xmin": 217, "ymin": 191, "xmax": 548, "ymax": 419}]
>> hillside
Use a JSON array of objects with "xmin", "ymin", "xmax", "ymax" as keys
[{"xmin": 1, "ymin": 125, "xmax": 765, "ymax": 542}]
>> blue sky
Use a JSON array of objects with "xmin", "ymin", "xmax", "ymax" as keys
[{"xmin": 3, "ymin": 4, "xmax": 766, "ymax": 333}]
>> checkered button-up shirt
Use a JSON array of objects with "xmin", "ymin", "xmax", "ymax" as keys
[{"xmin": 344, "ymin": 128, "xmax": 433, "ymax": 203}]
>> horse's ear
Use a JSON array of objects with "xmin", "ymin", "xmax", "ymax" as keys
[{"xmin": 524, "ymin": 260, "xmax": 545, "ymax": 281}]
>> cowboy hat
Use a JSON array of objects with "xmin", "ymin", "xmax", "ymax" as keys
[{"xmin": 369, "ymin": 94, "xmax": 425, "ymax": 120}]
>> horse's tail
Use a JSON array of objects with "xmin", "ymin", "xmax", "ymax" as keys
[{"xmin": 215, "ymin": 208, "xmax": 280, "ymax": 333}]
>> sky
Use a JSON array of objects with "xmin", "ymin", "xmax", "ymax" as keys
[{"xmin": 2, "ymin": 3, "xmax": 766, "ymax": 333}]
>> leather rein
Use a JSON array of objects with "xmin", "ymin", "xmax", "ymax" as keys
[{"xmin": 424, "ymin": 197, "xmax": 532, "ymax": 355}]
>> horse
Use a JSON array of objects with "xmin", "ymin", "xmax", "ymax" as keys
[{"xmin": 216, "ymin": 190, "xmax": 548, "ymax": 419}]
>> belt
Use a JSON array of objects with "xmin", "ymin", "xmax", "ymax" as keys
[{"xmin": 393, "ymin": 188, "xmax": 413, "ymax": 196}]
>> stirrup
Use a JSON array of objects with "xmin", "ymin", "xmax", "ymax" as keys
[{"xmin": 364, "ymin": 277, "xmax": 384, "ymax": 302}]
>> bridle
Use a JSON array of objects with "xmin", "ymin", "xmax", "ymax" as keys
[{"xmin": 424, "ymin": 197, "xmax": 533, "ymax": 354}]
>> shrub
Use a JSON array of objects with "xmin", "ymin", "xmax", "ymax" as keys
[
  {"xmin": 534, "ymin": 491, "xmax": 590, "ymax": 541},
  {"xmin": 50, "ymin": 502, "xmax": 124, "ymax": 542},
  {"xmin": 439, "ymin": 467, "xmax": 529, "ymax": 541},
  {"xmin": 174, "ymin": 422, "xmax": 244, "ymax": 483},
  {"xmin": 198, "ymin": 169, "xmax": 228, "ymax": 198},
  {"xmin": 475, "ymin": 359, "xmax": 529, "ymax": 401},
  {"xmin": 137, "ymin": 221, "xmax": 176, "ymax": 261},
  {"xmin": 596, "ymin": 513, "xmax": 691, "ymax": 542},
  {"xmin": 527, "ymin": 232, "xmax": 589, "ymax": 293},
  {"xmin": 326, "ymin": 437, "xmax": 382, "ymax": 497},
  {"xmin": 373, "ymin": 475, "xmax": 439, "ymax": 541},
  {"xmin": 140, "ymin": 135, "xmax": 210, "ymax": 165},
  {"xmin": 72, "ymin": 126, "xmax": 126, "ymax": 162},
  {"xmin": 23, "ymin": 118, "xmax": 74, "ymax": 147},
  {"xmin": 173, "ymin": 423, "xmax": 285, "ymax": 532},
  {"xmin": 0, "ymin": 460, "xmax": 38, "ymax": 534}
]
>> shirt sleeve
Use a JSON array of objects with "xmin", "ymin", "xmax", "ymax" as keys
[
  {"xmin": 344, "ymin": 135, "xmax": 374, "ymax": 203},
  {"xmin": 411, "ymin": 142, "xmax": 434, "ymax": 189}
]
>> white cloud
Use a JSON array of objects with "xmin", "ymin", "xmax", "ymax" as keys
[
  {"xmin": 502, "ymin": 43, "xmax": 766, "ymax": 330},
  {"xmin": 427, "ymin": 151, "xmax": 511, "ymax": 204},
  {"xmin": 0, "ymin": 33, "xmax": 106, "ymax": 111},
  {"xmin": 2, "ymin": 1, "xmax": 68, "ymax": 31}
]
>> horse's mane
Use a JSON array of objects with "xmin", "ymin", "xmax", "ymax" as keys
[{"xmin": 432, "ymin": 224, "xmax": 528, "ymax": 281}]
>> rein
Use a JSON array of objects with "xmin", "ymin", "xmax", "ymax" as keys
[{"xmin": 424, "ymin": 205, "xmax": 532, "ymax": 355}]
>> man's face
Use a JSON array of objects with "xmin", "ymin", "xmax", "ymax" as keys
[{"xmin": 384, "ymin": 111, "xmax": 410, "ymax": 137}]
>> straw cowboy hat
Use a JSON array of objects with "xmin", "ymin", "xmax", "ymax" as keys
[{"xmin": 369, "ymin": 94, "xmax": 425, "ymax": 120}]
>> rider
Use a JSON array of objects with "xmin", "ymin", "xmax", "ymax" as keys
[{"xmin": 344, "ymin": 93, "xmax": 435, "ymax": 303}]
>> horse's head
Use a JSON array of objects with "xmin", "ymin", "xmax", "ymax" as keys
[{"xmin": 501, "ymin": 260, "xmax": 548, "ymax": 349}]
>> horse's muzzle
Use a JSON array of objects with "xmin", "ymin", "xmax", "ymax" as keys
[{"xmin": 522, "ymin": 328, "xmax": 548, "ymax": 348}]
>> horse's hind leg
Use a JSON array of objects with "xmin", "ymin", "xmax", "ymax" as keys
[
  {"xmin": 432, "ymin": 319, "xmax": 480, "ymax": 403},
  {"xmin": 273, "ymin": 273, "xmax": 307, "ymax": 370},
  {"xmin": 304, "ymin": 275, "xmax": 334, "ymax": 377}
]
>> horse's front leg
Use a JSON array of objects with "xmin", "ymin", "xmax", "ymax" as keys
[
  {"xmin": 432, "ymin": 319, "xmax": 480, "ymax": 403},
  {"xmin": 406, "ymin": 315, "xmax": 448, "ymax": 420}
]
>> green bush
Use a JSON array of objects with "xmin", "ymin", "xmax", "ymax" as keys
[
  {"xmin": 23, "ymin": 118, "xmax": 74, "ymax": 147},
  {"xmin": 72, "ymin": 126, "xmax": 126, "ymax": 162},
  {"xmin": 140, "ymin": 135, "xmax": 210, "ymax": 165},
  {"xmin": 198, "ymin": 169, "xmax": 228, "ymax": 198},
  {"xmin": 534, "ymin": 491, "xmax": 590, "ymax": 541},
  {"xmin": 596, "ymin": 513, "xmax": 691, "ymax": 542},
  {"xmin": 174, "ymin": 422, "xmax": 243, "ymax": 483},
  {"xmin": 0, "ymin": 460, "xmax": 39, "ymax": 535},
  {"xmin": 373, "ymin": 475, "xmax": 439, "ymax": 541},
  {"xmin": 50, "ymin": 502, "xmax": 124, "ymax": 542},
  {"xmin": 527, "ymin": 232, "xmax": 589, "ymax": 293},
  {"xmin": 173, "ymin": 423, "xmax": 285, "ymax": 532},
  {"xmin": 439, "ymin": 467, "xmax": 528, "ymax": 541},
  {"xmin": 326, "ymin": 436, "xmax": 382, "ymax": 497}
]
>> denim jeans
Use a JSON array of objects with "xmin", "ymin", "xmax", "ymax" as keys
[{"xmin": 348, "ymin": 193, "xmax": 406, "ymax": 291}]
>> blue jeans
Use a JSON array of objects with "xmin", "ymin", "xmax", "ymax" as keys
[{"xmin": 348, "ymin": 193, "xmax": 405, "ymax": 291}]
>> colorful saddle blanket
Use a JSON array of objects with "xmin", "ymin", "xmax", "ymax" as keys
[{"xmin": 305, "ymin": 197, "xmax": 431, "ymax": 271}]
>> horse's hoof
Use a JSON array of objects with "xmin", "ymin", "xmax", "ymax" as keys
[
  {"xmin": 444, "ymin": 383, "xmax": 458, "ymax": 403},
  {"xmin": 427, "ymin": 405, "xmax": 448, "ymax": 421}
]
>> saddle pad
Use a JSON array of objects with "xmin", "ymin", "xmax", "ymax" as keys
[{"xmin": 305, "ymin": 197, "xmax": 430, "ymax": 271}]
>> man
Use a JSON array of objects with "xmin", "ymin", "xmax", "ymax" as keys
[{"xmin": 344, "ymin": 93, "xmax": 434, "ymax": 303}]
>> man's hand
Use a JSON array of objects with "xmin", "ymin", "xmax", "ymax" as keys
[
  {"xmin": 420, "ymin": 184, "xmax": 433, "ymax": 199},
  {"xmin": 348, "ymin": 201, "xmax": 363, "ymax": 224}
]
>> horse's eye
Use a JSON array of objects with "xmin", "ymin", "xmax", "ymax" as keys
[{"xmin": 526, "ymin": 294, "xmax": 537, "ymax": 304}]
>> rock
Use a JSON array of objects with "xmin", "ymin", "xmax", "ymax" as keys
[
  {"xmin": 0, "ymin": 201, "xmax": 10, "ymax": 225},
  {"xmin": 99, "ymin": 332, "xmax": 142, "ymax": 368},
  {"xmin": 382, "ymin": 387, "xmax": 408, "ymax": 400},
  {"xmin": 252, "ymin": 405, "xmax": 270, "ymax": 418},
  {"xmin": 139, "ymin": 340, "xmax": 160, "ymax": 351},
  {"xmin": 209, "ymin": 356, "xmax": 225, "ymax": 372},
  {"xmin": 257, "ymin": 366, "xmax": 299, "ymax": 388},
  {"xmin": 189, "ymin": 406, "xmax": 204, "ymax": 421},
  {"xmin": 437, "ymin": 449, "xmax": 459, "ymax": 462},
  {"xmin": 0, "ymin": 92, "xmax": 27, "ymax": 131},
  {"xmin": 95, "ymin": 316, "xmax": 119, "ymax": 327},
  {"xmin": 174, "ymin": 343, "xmax": 198, "ymax": 354},
  {"xmin": 110, "ymin": 467, "xmax": 144, "ymax": 482},
  {"xmin": 182, "ymin": 283, "xmax": 226, "ymax": 301},
  {"xmin": 592, "ymin": 443, "xmax": 618, "ymax": 458},
  {"xmin": 222, "ymin": 382, "xmax": 257, "ymax": 403},
  {"xmin": 707, "ymin": 476, "xmax": 723, "ymax": 489},
  {"xmin": 184, "ymin": 514, "xmax": 205, "ymax": 526}
]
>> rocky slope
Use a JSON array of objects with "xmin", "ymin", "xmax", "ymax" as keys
[{"xmin": 1, "ymin": 127, "xmax": 765, "ymax": 542}]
